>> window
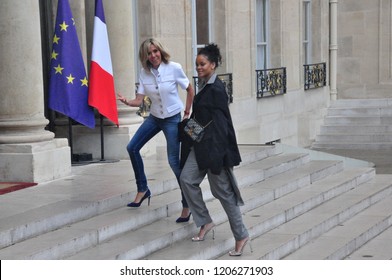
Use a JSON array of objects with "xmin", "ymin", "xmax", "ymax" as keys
[
  {"xmin": 303, "ymin": 0, "xmax": 312, "ymax": 64},
  {"xmin": 256, "ymin": 0, "xmax": 270, "ymax": 70},
  {"xmin": 192, "ymin": 0, "xmax": 214, "ymax": 75}
]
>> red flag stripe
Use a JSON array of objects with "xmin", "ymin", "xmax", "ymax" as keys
[
  {"xmin": 88, "ymin": 61, "xmax": 118, "ymax": 125},
  {"xmin": 88, "ymin": 0, "xmax": 118, "ymax": 126}
]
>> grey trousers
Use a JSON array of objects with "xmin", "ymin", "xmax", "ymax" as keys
[{"xmin": 180, "ymin": 149, "xmax": 249, "ymax": 241}]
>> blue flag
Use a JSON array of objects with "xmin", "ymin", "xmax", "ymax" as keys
[{"xmin": 48, "ymin": 0, "xmax": 95, "ymax": 128}]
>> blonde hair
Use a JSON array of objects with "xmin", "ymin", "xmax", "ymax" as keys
[{"xmin": 139, "ymin": 38, "xmax": 171, "ymax": 70}]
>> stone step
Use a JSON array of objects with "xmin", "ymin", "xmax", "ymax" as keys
[
  {"xmin": 315, "ymin": 134, "xmax": 392, "ymax": 143},
  {"xmin": 0, "ymin": 145, "xmax": 277, "ymax": 250},
  {"xmin": 215, "ymin": 170, "xmax": 390, "ymax": 260},
  {"xmin": 345, "ymin": 220, "xmax": 392, "ymax": 260},
  {"xmin": 0, "ymin": 151, "xmax": 315, "ymax": 259},
  {"xmin": 329, "ymin": 99, "xmax": 392, "ymax": 108},
  {"xmin": 2, "ymin": 143, "xmax": 388, "ymax": 261},
  {"xmin": 283, "ymin": 188, "xmax": 392, "ymax": 260},
  {"xmin": 146, "ymin": 168, "xmax": 375, "ymax": 260},
  {"xmin": 320, "ymin": 125, "xmax": 392, "ymax": 134},
  {"xmin": 64, "ymin": 160, "xmax": 345, "ymax": 260},
  {"xmin": 324, "ymin": 116, "xmax": 392, "ymax": 125},
  {"xmin": 312, "ymin": 142, "xmax": 392, "ymax": 150},
  {"xmin": 327, "ymin": 107, "xmax": 392, "ymax": 117},
  {"xmin": 312, "ymin": 99, "xmax": 392, "ymax": 151}
]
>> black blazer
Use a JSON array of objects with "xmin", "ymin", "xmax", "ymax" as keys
[{"xmin": 180, "ymin": 76, "xmax": 241, "ymax": 174}]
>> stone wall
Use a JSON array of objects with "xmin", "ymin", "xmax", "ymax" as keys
[{"xmin": 338, "ymin": 0, "xmax": 392, "ymax": 99}]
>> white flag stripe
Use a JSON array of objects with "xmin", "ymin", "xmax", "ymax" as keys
[{"xmin": 91, "ymin": 16, "xmax": 113, "ymax": 75}]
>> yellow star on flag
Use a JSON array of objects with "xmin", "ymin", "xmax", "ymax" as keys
[
  {"xmin": 66, "ymin": 74, "xmax": 75, "ymax": 84},
  {"xmin": 54, "ymin": 64, "xmax": 64, "ymax": 74},
  {"xmin": 51, "ymin": 50, "xmax": 59, "ymax": 60},
  {"xmin": 53, "ymin": 34, "xmax": 60, "ymax": 44},
  {"xmin": 80, "ymin": 77, "xmax": 88, "ymax": 87},
  {"xmin": 59, "ymin": 21, "xmax": 69, "ymax": 31}
]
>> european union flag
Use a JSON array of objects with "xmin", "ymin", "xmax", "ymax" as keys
[{"xmin": 48, "ymin": 0, "xmax": 95, "ymax": 128}]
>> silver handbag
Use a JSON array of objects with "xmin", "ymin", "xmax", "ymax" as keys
[{"xmin": 184, "ymin": 117, "xmax": 212, "ymax": 142}]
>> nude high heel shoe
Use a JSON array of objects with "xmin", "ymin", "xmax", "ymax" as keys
[
  {"xmin": 229, "ymin": 236, "xmax": 252, "ymax": 256},
  {"xmin": 192, "ymin": 223, "xmax": 215, "ymax": 242}
]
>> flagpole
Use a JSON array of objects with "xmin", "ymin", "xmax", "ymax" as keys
[
  {"xmin": 100, "ymin": 114, "xmax": 105, "ymax": 161},
  {"xmin": 68, "ymin": 117, "xmax": 74, "ymax": 162},
  {"xmin": 97, "ymin": 114, "xmax": 119, "ymax": 163}
]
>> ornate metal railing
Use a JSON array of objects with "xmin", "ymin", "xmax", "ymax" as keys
[
  {"xmin": 304, "ymin": 62, "xmax": 326, "ymax": 90},
  {"xmin": 193, "ymin": 73, "xmax": 233, "ymax": 103},
  {"xmin": 256, "ymin": 67, "xmax": 286, "ymax": 98}
]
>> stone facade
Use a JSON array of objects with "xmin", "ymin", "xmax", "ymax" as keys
[
  {"xmin": 1, "ymin": 0, "xmax": 384, "ymax": 183},
  {"xmin": 338, "ymin": 0, "xmax": 392, "ymax": 98}
]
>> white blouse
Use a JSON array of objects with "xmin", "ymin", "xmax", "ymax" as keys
[{"xmin": 138, "ymin": 61, "xmax": 190, "ymax": 119}]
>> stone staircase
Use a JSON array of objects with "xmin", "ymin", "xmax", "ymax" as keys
[
  {"xmin": 312, "ymin": 98, "xmax": 392, "ymax": 150},
  {"xmin": 0, "ymin": 144, "xmax": 392, "ymax": 260}
]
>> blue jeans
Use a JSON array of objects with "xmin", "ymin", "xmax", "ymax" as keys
[{"xmin": 127, "ymin": 113, "xmax": 188, "ymax": 208}]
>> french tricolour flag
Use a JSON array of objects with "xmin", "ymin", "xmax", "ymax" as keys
[{"xmin": 88, "ymin": 0, "xmax": 119, "ymax": 126}]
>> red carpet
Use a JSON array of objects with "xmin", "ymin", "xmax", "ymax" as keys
[{"xmin": 0, "ymin": 182, "xmax": 37, "ymax": 195}]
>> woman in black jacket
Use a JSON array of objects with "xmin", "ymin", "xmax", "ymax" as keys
[{"xmin": 179, "ymin": 44, "xmax": 251, "ymax": 256}]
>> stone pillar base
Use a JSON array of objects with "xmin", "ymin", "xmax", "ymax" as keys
[
  {"xmin": 57, "ymin": 124, "xmax": 163, "ymax": 160},
  {"xmin": 0, "ymin": 139, "xmax": 71, "ymax": 183}
]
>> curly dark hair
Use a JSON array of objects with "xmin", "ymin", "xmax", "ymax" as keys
[{"xmin": 197, "ymin": 43, "xmax": 222, "ymax": 69}]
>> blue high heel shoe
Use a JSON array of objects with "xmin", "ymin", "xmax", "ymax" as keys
[
  {"xmin": 127, "ymin": 189, "xmax": 151, "ymax": 207},
  {"xmin": 176, "ymin": 212, "xmax": 192, "ymax": 223}
]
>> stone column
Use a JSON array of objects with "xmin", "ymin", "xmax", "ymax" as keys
[
  {"xmin": 104, "ymin": 0, "xmax": 140, "ymax": 125},
  {"xmin": 329, "ymin": 0, "xmax": 338, "ymax": 101},
  {"xmin": 0, "ymin": 0, "xmax": 71, "ymax": 182},
  {"xmin": 70, "ymin": 0, "xmax": 146, "ymax": 160}
]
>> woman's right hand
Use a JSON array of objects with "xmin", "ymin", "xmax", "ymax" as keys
[
  {"xmin": 117, "ymin": 93, "xmax": 128, "ymax": 104},
  {"xmin": 117, "ymin": 93, "xmax": 144, "ymax": 107}
]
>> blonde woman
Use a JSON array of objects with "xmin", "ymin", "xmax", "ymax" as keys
[{"xmin": 118, "ymin": 38, "xmax": 194, "ymax": 223}]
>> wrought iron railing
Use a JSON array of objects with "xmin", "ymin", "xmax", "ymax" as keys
[
  {"xmin": 304, "ymin": 62, "xmax": 326, "ymax": 90},
  {"xmin": 256, "ymin": 67, "xmax": 286, "ymax": 98},
  {"xmin": 193, "ymin": 73, "xmax": 233, "ymax": 103}
]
